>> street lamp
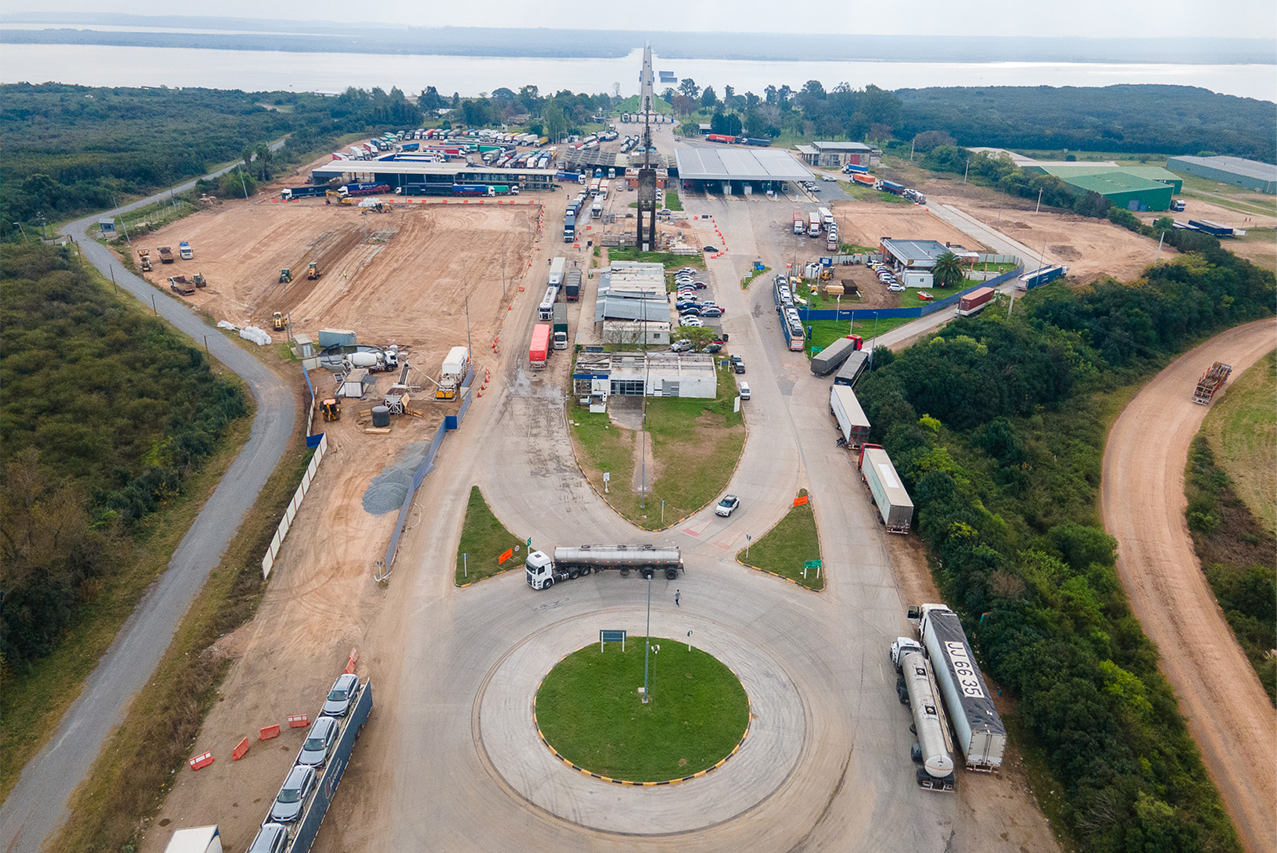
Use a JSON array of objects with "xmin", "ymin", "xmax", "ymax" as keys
[
  {"xmin": 649, "ymin": 644, "xmax": 660, "ymax": 702},
  {"xmin": 643, "ymin": 576, "xmax": 653, "ymax": 703}
]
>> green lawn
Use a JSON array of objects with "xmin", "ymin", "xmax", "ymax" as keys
[
  {"xmin": 837, "ymin": 181, "xmax": 911, "ymax": 204},
  {"xmin": 741, "ymin": 265, "xmax": 770, "ymax": 290},
  {"xmin": 1202, "ymin": 350, "xmax": 1276, "ymax": 534},
  {"xmin": 737, "ymin": 492, "xmax": 824, "ymax": 590},
  {"xmin": 804, "ymin": 317, "xmax": 915, "ymax": 354},
  {"xmin": 608, "ymin": 248, "xmax": 704, "ymax": 270},
  {"xmin": 535, "ymin": 642, "xmax": 749, "ymax": 780},
  {"xmin": 664, "ymin": 190, "xmax": 683, "ymax": 211},
  {"xmin": 455, "ymin": 486, "xmax": 526, "ymax": 584}
]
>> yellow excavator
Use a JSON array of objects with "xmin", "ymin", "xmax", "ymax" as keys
[
  {"xmin": 272, "ymin": 311, "xmax": 287, "ymax": 331},
  {"xmin": 320, "ymin": 398, "xmax": 341, "ymax": 422},
  {"xmin": 308, "ymin": 262, "xmax": 321, "ymax": 280},
  {"xmin": 138, "ymin": 249, "xmax": 152, "ymax": 272}
]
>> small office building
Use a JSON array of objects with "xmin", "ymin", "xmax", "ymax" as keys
[
  {"xmin": 573, "ymin": 352, "xmax": 716, "ymax": 400},
  {"xmin": 602, "ymin": 320, "xmax": 672, "ymax": 346},
  {"xmin": 795, "ymin": 141, "xmax": 880, "ymax": 169}
]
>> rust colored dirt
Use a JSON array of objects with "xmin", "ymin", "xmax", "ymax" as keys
[{"xmin": 1101, "ymin": 319, "xmax": 1277, "ymax": 853}]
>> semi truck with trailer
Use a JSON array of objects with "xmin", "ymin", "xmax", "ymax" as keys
[
  {"xmin": 281, "ymin": 185, "xmax": 330, "ymax": 200},
  {"xmin": 525, "ymin": 545, "xmax": 683, "ymax": 590},
  {"xmin": 857, "ymin": 444, "xmax": 913, "ymax": 533},
  {"xmin": 914, "ymin": 604, "xmax": 1006, "ymax": 772},
  {"xmin": 890, "ymin": 638, "xmax": 957, "ymax": 791},
  {"xmin": 955, "ymin": 287, "xmax": 995, "ymax": 317},
  {"xmin": 830, "ymin": 385, "xmax": 871, "ymax": 449},
  {"xmin": 564, "ymin": 268, "xmax": 582, "ymax": 302},
  {"xmin": 808, "ymin": 212, "xmax": 822, "ymax": 237},
  {"xmin": 877, "ymin": 180, "xmax": 906, "ymax": 196},
  {"xmin": 852, "ymin": 173, "xmax": 877, "ymax": 186},
  {"xmin": 833, "ymin": 350, "xmax": 869, "ymax": 388},
  {"xmin": 1192, "ymin": 361, "xmax": 1232, "ymax": 404},
  {"xmin": 1187, "ymin": 219, "xmax": 1244, "ymax": 237},
  {"xmin": 549, "ymin": 257, "xmax": 567, "ymax": 286},
  {"xmin": 793, "ymin": 211, "xmax": 805, "ymax": 235},
  {"xmin": 810, "ymin": 334, "xmax": 863, "ymax": 376},
  {"xmin": 1017, "ymin": 265, "xmax": 1069, "ymax": 291},
  {"xmin": 529, "ymin": 324, "xmax": 551, "ymax": 369},
  {"xmin": 552, "ymin": 303, "xmax": 569, "ymax": 349},
  {"xmin": 338, "ymin": 182, "xmax": 390, "ymax": 198},
  {"xmin": 818, "ymin": 207, "xmax": 833, "ymax": 229},
  {"xmin": 564, "ymin": 212, "xmax": 577, "ymax": 242},
  {"xmin": 538, "ymin": 285, "xmax": 560, "ymax": 320}
]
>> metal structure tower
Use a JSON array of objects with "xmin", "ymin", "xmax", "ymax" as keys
[{"xmin": 636, "ymin": 44, "xmax": 658, "ymax": 252}]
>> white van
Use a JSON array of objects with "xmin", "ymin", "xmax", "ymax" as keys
[{"xmin": 737, "ymin": 381, "xmax": 750, "ymax": 400}]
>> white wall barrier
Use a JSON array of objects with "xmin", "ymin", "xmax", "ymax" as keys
[{"xmin": 262, "ymin": 432, "xmax": 328, "ymax": 578}]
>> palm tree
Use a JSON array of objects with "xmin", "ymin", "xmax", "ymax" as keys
[{"xmin": 932, "ymin": 251, "xmax": 965, "ymax": 289}]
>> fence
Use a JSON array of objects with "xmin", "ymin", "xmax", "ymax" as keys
[
  {"xmin": 261, "ymin": 432, "xmax": 328, "ymax": 578},
  {"xmin": 379, "ymin": 365, "xmax": 478, "ymax": 576},
  {"xmin": 301, "ymin": 360, "xmax": 323, "ymax": 448},
  {"xmin": 793, "ymin": 266, "xmax": 1025, "ymax": 323}
]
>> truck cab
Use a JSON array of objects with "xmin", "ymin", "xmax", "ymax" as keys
[
  {"xmin": 525, "ymin": 550, "xmax": 574, "ymax": 590},
  {"xmin": 890, "ymin": 637, "xmax": 924, "ymax": 670}
]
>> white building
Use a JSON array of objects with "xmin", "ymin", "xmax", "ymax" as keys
[
  {"xmin": 602, "ymin": 320, "xmax": 672, "ymax": 346},
  {"xmin": 573, "ymin": 351, "xmax": 716, "ymax": 400}
]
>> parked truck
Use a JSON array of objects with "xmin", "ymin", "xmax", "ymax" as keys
[
  {"xmin": 914, "ymin": 604, "xmax": 1006, "ymax": 772},
  {"xmin": 552, "ymin": 303, "xmax": 569, "ymax": 350},
  {"xmin": 529, "ymin": 324, "xmax": 551, "ymax": 369},
  {"xmin": 436, "ymin": 346, "xmax": 470, "ymax": 400},
  {"xmin": 857, "ymin": 444, "xmax": 913, "ymax": 533},
  {"xmin": 564, "ymin": 269, "xmax": 582, "ymax": 302},
  {"xmin": 1017, "ymin": 264, "xmax": 1069, "ymax": 291},
  {"xmin": 549, "ymin": 257, "xmax": 567, "ymax": 286},
  {"xmin": 890, "ymin": 638, "xmax": 957, "ymax": 791},
  {"xmin": 1191, "ymin": 361, "xmax": 1232, "ymax": 404},
  {"xmin": 852, "ymin": 173, "xmax": 877, "ymax": 186},
  {"xmin": 830, "ymin": 385, "xmax": 871, "ymax": 449},
  {"xmin": 281, "ymin": 185, "xmax": 330, "ymax": 200},
  {"xmin": 178, "ymin": 241, "xmax": 193, "ymax": 260},
  {"xmin": 564, "ymin": 212, "xmax": 577, "ymax": 243},
  {"xmin": 810, "ymin": 335, "xmax": 862, "ymax": 376},
  {"xmin": 793, "ymin": 211, "xmax": 805, "ymax": 235},
  {"xmin": 955, "ymin": 286, "xmax": 995, "ymax": 317},
  {"xmin": 162, "ymin": 826, "xmax": 222, "ymax": 853},
  {"xmin": 158, "ymin": 246, "xmax": 174, "ymax": 264},
  {"xmin": 1187, "ymin": 219, "xmax": 1244, "ymax": 238},
  {"xmin": 338, "ymin": 182, "xmax": 390, "ymax": 198},
  {"xmin": 833, "ymin": 349, "xmax": 869, "ymax": 388},
  {"xmin": 525, "ymin": 544, "xmax": 683, "ymax": 590},
  {"xmin": 808, "ymin": 211, "xmax": 822, "ymax": 237},
  {"xmin": 1170, "ymin": 198, "xmax": 1186, "ymax": 212},
  {"xmin": 878, "ymin": 180, "xmax": 906, "ymax": 196},
  {"xmin": 538, "ymin": 285, "xmax": 559, "ymax": 320}
]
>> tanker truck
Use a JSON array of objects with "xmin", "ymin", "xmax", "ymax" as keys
[
  {"xmin": 890, "ymin": 638, "xmax": 956, "ymax": 791},
  {"xmin": 525, "ymin": 544, "xmax": 683, "ymax": 590}
]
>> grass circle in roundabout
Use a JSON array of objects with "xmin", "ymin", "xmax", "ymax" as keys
[{"xmin": 534, "ymin": 639, "xmax": 750, "ymax": 782}]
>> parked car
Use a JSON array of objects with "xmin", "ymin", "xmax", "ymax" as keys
[
  {"xmin": 699, "ymin": 307, "xmax": 723, "ymax": 318},
  {"xmin": 322, "ymin": 673, "xmax": 361, "ymax": 718},
  {"xmin": 246, "ymin": 825, "xmax": 290, "ymax": 853},
  {"xmin": 676, "ymin": 267, "xmax": 698, "ymax": 276},
  {"xmin": 737, "ymin": 381, "xmax": 751, "ymax": 399},
  {"xmin": 676, "ymin": 302, "xmax": 700, "ymax": 312},
  {"xmin": 704, "ymin": 343, "xmax": 722, "ymax": 354},
  {"xmin": 679, "ymin": 307, "xmax": 702, "ymax": 316},
  {"xmin": 670, "ymin": 339, "xmax": 694, "ymax": 352},
  {"xmin": 888, "ymin": 283, "xmax": 905, "ymax": 292},
  {"xmin": 270, "ymin": 765, "xmax": 316, "ymax": 823},
  {"xmin": 822, "ymin": 174, "xmax": 837, "ymax": 182},
  {"xmin": 730, "ymin": 354, "xmax": 745, "ymax": 374},
  {"xmin": 703, "ymin": 245, "xmax": 718, "ymax": 252},
  {"xmin": 716, "ymin": 495, "xmax": 741, "ymax": 517},
  {"xmin": 679, "ymin": 316, "xmax": 704, "ymax": 327},
  {"xmin": 297, "ymin": 716, "xmax": 339, "ymax": 769}
]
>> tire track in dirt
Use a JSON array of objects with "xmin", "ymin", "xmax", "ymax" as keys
[{"xmin": 1101, "ymin": 318, "xmax": 1276, "ymax": 853}]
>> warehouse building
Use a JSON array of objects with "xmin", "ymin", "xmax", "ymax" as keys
[
  {"xmin": 309, "ymin": 161, "xmax": 558, "ymax": 192},
  {"xmin": 1166, "ymin": 155, "xmax": 1277, "ymax": 194},
  {"xmin": 594, "ymin": 262, "xmax": 670, "ymax": 324},
  {"xmin": 573, "ymin": 351, "xmax": 716, "ymax": 400},
  {"xmin": 1022, "ymin": 163, "xmax": 1184, "ymax": 195},
  {"xmin": 794, "ymin": 141, "xmax": 880, "ymax": 169},
  {"xmin": 674, "ymin": 145, "xmax": 812, "ymax": 194},
  {"xmin": 1057, "ymin": 171, "xmax": 1174, "ymax": 211}
]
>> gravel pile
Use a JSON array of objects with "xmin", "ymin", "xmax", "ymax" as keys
[{"xmin": 362, "ymin": 440, "xmax": 433, "ymax": 515}]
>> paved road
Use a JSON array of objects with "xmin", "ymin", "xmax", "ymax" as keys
[
  {"xmin": 333, "ymin": 189, "xmax": 1054, "ymax": 853},
  {"xmin": 1101, "ymin": 319, "xmax": 1276, "ymax": 853},
  {"xmin": 0, "ymin": 153, "xmax": 295, "ymax": 853}
]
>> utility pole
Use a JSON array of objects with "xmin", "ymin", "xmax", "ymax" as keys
[
  {"xmin": 642, "ymin": 577, "xmax": 652, "ymax": 703},
  {"xmin": 1035, "ymin": 187, "xmax": 1043, "ymax": 213},
  {"xmin": 239, "ymin": 172, "xmax": 249, "ymax": 200},
  {"xmin": 964, "ymin": 159, "xmax": 970, "ymax": 183},
  {"xmin": 1155, "ymin": 231, "xmax": 1166, "ymax": 263},
  {"xmin": 465, "ymin": 289, "xmax": 473, "ymax": 362}
]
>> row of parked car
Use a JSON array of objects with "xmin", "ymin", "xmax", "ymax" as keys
[
  {"xmin": 673, "ymin": 266, "xmax": 726, "ymax": 328},
  {"xmin": 870, "ymin": 262, "xmax": 905, "ymax": 293},
  {"xmin": 246, "ymin": 673, "xmax": 365, "ymax": 853}
]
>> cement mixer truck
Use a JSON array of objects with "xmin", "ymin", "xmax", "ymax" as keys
[{"xmin": 340, "ymin": 346, "xmax": 399, "ymax": 373}]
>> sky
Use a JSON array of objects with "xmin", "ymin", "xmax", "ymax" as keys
[{"xmin": 24, "ymin": 0, "xmax": 1277, "ymax": 39}]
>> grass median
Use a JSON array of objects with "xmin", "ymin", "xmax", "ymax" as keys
[
  {"xmin": 737, "ymin": 491, "xmax": 824, "ymax": 591},
  {"xmin": 1202, "ymin": 350, "xmax": 1275, "ymax": 533},
  {"xmin": 535, "ymin": 641, "xmax": 748, "ymax": 781},
  {"xmin": 455, "ymin": 485, "xmax": 526, "ymax": 584}
]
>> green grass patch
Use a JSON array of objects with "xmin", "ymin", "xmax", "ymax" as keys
[
  {"xmin": 535, "ymin": 642, "xmax": 749, "ymax": 781},
  {"xmin": 736, "ymin": 491, "xmax": 823, "ymax": 590},
  {"xmin": 805, "ymin": 317, "xmax": 915, "ymax": 354},
  {"xmin": 1203, "ymin": 350, "xmax": 1276, "ymax": 533},
  {"xmin": 741, "ymin": 265, "xmax": 769, "ymax": 290},
  {"xmin": 608, "ymin": 247, "xmax": 704, "ymax": 269},
  {"xmin": 837, "ymin": 181, "xmax": 911, "ymax": 204},
  {"xmin": 116, "ymin": 193, "xmax": 201, "ymax": 236},
  {"xmin": 663, "ymin": 189, "xmax": 683, "ymax": 211},
  {"xmin": 455, "ymin": 485, "xmax": 525, "ymax": 584},
  {"xmin": 839, "ymin": 243, "xmax": 876, "ymax": 254}
]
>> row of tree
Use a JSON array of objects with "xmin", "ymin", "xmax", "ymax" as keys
[{"xmin": 856, "ymin": 245, "xmax": 1274, "ymax": 853}]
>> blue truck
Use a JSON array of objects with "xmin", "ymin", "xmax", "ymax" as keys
[
  {"xmin": 281, "ymin": 185, "xmax": 330, "ymax": 201},
  {"xmin": 1017, "ymin": 264, "xmax": 1069, "ymax": 291},
  {"xmin": 741, "ymin": 137, "xmax": 772, "ymax": 147},
  {"xmin": 563, "ymin": 212, "xmax": 576, "ymax": 242},
  {"xmin": 877, "ymin": 180, "xmax": 906, "ymax": 195}
]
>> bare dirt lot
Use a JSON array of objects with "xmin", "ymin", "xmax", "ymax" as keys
[
  {"xmin": 141, "ymin": 198, "xmax": 540, "ymax": 369},
  {"xmin": 831, "ymin": 201, "xmax": 986, "ymax": 256}
]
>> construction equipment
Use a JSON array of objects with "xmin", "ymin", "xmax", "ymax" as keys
[
  {"xmin": 169, "ymin": 277, "xmax": 196, "ymax": 295},
  {"xmin": 308, "ymin": 262, "xmax": 321, "ymax": 280},
  {"xmin": 320, "ymin": 398, "xmax": 341, "ymax": 422},
  {"xmin": 138, "ymin": 249, "xmax": 152, "ymax": 272},
  {"xmin": 279, "ymin": 268, "xmax": 293, "ymax": 283},
  {"xmin": 158, "ymin": 246, "xmax": 174, "ymax": 264},
  {"xmin": 192, "ymin": 272, "xmax": 207, "ymax": 287},
  {"xmin": 272, "ymin": 311, "xmax": 287, "ymax": 331},
  {"xmin": 1192, "ymin": 362, "xmax": 1232, "ymax": 404}
]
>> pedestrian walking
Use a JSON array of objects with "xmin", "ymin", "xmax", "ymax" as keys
[{"xmin": 675, "ymin": 590, "xmax": 681, "ymax": 607}]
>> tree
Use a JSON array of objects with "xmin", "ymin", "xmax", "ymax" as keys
[
  {"xmin": 679, "ymin": 78, "xmax": 700, "ymax": 101},
  {"xmin": 701, "ymin": 86, "xmax": 718, "ymax": 109},
  {"xmin": 542, "ymin": 102, "xmax": 568, "ymax": 141},
  {"xmin": 672, "ymin": 326, "xmax": 717, "ymax": 351},
  {"xmin": 932, "ymin": 251, "xmax": 965, "ymax": 289},
  {"xmin": 419, "ymin": 86, "xmax": 444, "ymax": 110},
  {"xmin": 672, "ymin": 95, "xmax": 695, "ymax": 117},
  {"xmin": 912, "ymin": 130, "xmax": 956, "ymax": 153}
]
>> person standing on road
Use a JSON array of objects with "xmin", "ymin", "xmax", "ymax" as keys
[{"xmin": 675, "ymin": 590, "xmax": 681, "ymax": 607}]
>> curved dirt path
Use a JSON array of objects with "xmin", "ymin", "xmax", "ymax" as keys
[
  {"xmin": 1101, "ymin": 318, "xmax": 1276, "ymax": 853},
  {"xmin": 0, "ymin": 163, "xmax": 295, "ymax": 853}
]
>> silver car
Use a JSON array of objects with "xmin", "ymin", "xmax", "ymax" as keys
[
  {"xmin": 322, "ymin": 673, "xmax": 361, "ymax": 718},
  {"xmin": 269, "ymin": 765, "xmax": 316, "ymax": 823},
  {"xmin": 297, "ymin": 716, "xmax": 338, "ymax": 768},
  {"xmin": 247, "ymin": 824, "xmax": 290, "ymax": 853}
]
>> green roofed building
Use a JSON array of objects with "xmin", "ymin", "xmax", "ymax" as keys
[
  {"xmin": 1058, "ymin": 171, "xmax": 1174, "ymax": 211},
  {"xmin": 1022, "ymin": 163, "xmax": 1183, "ymax": 197}
]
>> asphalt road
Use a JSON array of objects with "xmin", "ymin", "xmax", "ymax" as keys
[{"xmin": 0, "ymin": 153, "xmax": 295, "ymax": 853}]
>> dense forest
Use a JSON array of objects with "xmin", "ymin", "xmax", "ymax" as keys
[
  {"xmin": 0, "ymin": 243, "xmax": 247, "ymax": 670},
  {"xmin": 855, "ymin": 247, "xmax": 1274, "ymax": 853}
]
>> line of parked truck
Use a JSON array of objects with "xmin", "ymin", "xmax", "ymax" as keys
[
  {"xmin": 700, "ymin": 134, "xmax": 773, "ymax": 146},
  {"xmin": 840, "ymin": 168, "xmax": 926, "ymax": 204},
  {"xmin": 531, "ymin": 257, "xmax": 576, "ymax": 366}
]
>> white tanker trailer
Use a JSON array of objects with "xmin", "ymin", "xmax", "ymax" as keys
[
  {"xmin": 891, "ymin": 638, "xmax": 956, "ymax": 791},
  {"xmin": 525, "ymin": 544, "xmax": 683, "ymax": 590}
]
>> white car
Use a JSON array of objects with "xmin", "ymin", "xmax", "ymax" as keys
[
  {"xmin": 822, "ymin": 174, "xmax": 837, "ymax": 182},
  {"xmin": 679, "ymin": 316, "xmax": 704, "ymax": 327},
  {"xmin": 715, "ymin": 495, "xmax": 741, "ymax": 517},
  {"xmin": 888, "ymin": 283, "xmax": 905, "ymax": 292}
]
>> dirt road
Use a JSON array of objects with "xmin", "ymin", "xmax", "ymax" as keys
[{"xmin": 1101, "ymin": 319, "xmax": 1277, "ymax": 853}]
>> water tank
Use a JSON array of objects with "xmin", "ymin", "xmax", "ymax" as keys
[{"xmin": 371, "ymin": 406, "xmax": 390, "ymax": 428}]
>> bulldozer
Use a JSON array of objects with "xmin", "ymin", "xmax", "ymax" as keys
[
  {"xmin": 308, "ymin": 262, "xmax": 321, "ymax": 280},
  {"xmin": 279, "ymin": 268, "xmax": 293, "ymax": 283},
  {"xmin": 320, "ymin": 398, "xmax": 341, "ymax": 422},
  {"xmin": 272, "ymin": 311, "xmax": 287, "ymax": 331}
]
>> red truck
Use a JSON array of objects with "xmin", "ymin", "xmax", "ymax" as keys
[
  {"xmin": 705, "ymin": 133, "xmax": 737, "ymax": 144},
  {"xmin": 955, "ymin": 287, "xmax": 995, "ymax": 317},
  {"xmin": 529, "ymin": 324, "xmax": 551, "ymax": 369}
]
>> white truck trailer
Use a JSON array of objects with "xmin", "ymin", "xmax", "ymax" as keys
[
  {"xmin": 549, "ymin": 256, "xmax": 567, "ymax": 286},
  {"xmin": 856, "ymin": 444, "xmax": 913, "ymax": 533},
  {"xmin": 830, "ymin": 385, "xmax": 871, "ymax": 449},
  {"xmin": 162, "ymin": 826, "xmax": 222, "ymax": 853},
  {"xmin": 525, "ymin": 544, "xmax": 683, "ymax": 590},
  {"xmin": 437, "ymin": 346, "xmax": 470, "ymax": 399},
  {"xmin": 890, "ymin": 638, "xmax": 956, "ymax": 791},
  {"xmin": 915, "ymin": 604, "xmax": 1006, "ymax": 772}
]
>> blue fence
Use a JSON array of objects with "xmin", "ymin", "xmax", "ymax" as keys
[
  {"xmin": 792, "ymin": 266, "xmax": 1024, "ymax": 324},
  {"xmin": 380, "ymin": 366, "xmax": 477, "ymax": 573},
  {"xmin": 300, "ymin": 360, "xmax": 323, "ymax": 449}
]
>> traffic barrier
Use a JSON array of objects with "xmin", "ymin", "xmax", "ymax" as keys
[
  {"xmin": 344, "ymin": 648, "xmax": 359, "ymax": 674},
  {"xmin": 260, "ymin": 724, "xmax": 281, "ymax": 741},
  {"xmin": 288, "ymin": 714, "xmax": 309, "ymax": 728},
  {"xmin": 232, "ymin": 737, "xmax": 251, "ymax": 761},
  {"xmin": 188, "ymin": 751, "xmax": 214, "ymax": 771}
]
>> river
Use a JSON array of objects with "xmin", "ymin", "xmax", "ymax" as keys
[{"xmin": 2, "ymin": 44, "xmax": 1273, "ymax": 101}]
